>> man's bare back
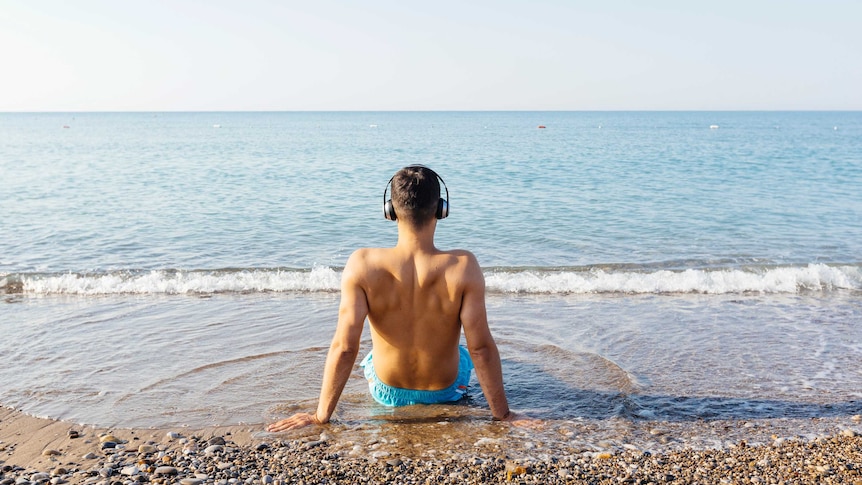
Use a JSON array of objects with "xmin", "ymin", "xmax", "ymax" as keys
[{"xmin": 353, "ymin": 245, "xmax": 478, "ymax": 391}]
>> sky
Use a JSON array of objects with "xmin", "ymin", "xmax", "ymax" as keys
[{"xmin": 1, "ymin": 0, "xmax": 860, "ymax": 111}]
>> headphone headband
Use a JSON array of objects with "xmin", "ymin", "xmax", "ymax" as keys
[{"xmin": 383, "ymin": 165, "xmax": 449, "ymax": 221}]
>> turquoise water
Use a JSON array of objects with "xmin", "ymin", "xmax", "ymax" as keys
[{"xmin": 1, "ymin": 112, "xmax": 861, "ymax": 452}]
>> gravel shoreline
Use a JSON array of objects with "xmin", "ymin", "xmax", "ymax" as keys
[{"xmin": 2, "ymin": 425, "xmax": 862, "ymax": 484}]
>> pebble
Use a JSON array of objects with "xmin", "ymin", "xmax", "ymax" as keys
[
  {"xmin": 41, "ymin": 449, "xmax": 60, "ymax": 456},
  {"xmin": 302, "ymin": 440, "xmax": 324, "ymax": 450},
  {"xmin": 153, "ymin": 466, "xmax": 178, "ymax": 476},
  {"xmin": 3, "ymin": 428, "xmax": 862, "ymax": 484},
  {"xmin": 138, "ymin": 444, "xmax": 157, "ymax": 454},
  {"xmin": 204, "ymin": 444, "xmax": 224, "ymax": 455}
]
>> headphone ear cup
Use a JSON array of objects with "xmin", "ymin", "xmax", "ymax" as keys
[
  {"xmin": 436, "ymin": 198, "xmax": 448, "ymax": 219},
  {"xmin": 384, "ymin": 199, "xmax": 397, "ymax": 220}
]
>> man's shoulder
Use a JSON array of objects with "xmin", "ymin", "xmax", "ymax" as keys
[
  {"xmin": 439, "ymin": 248, "xmax": 479, "ymax": 264},
  {"xmin": 438, "ymin": 249, "xmax": 483, "ymax": 283},
  {"xmin": 345, "ymin": 247, "xmax": 387, "ymax": 269},
  {"xmin": 348, "ymin": 247, "xmax": 394, "ymax": 262}
]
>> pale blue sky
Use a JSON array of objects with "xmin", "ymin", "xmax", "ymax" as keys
[{"xmin": 1, "ymin": 0, "xmax": 859, "ymax": 111}]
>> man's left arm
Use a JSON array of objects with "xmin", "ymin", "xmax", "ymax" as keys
[{"xmin": 267, "ymin": 253, "xmax": 368, "ymax": 432}]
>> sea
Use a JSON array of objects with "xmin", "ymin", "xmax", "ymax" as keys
[{"xmin": 1, "ymin": 111, "xmax": 861, "ymax": 456}]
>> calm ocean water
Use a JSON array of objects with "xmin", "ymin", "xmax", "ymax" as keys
[{"xmin": 1, "ymin": 112, "xmax": 861, "ymax": 454}]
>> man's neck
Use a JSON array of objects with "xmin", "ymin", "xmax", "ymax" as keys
[{"xmin": 395, "ymin": 220, "xmax": 437, "ymax": 253}]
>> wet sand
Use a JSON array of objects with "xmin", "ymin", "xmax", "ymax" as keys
[{"xmin": 3, "ymin": 406, "xmax": 862, "ymax": 484}]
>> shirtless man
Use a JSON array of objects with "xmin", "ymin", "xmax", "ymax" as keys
[{"xmin": 267, "ymin": 165, "xmax": 528, "ymax": 431}]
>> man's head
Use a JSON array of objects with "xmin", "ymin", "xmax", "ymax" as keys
[{"xmin": 385, "ymin": 165, "xmax": 448, "ymax": 227}]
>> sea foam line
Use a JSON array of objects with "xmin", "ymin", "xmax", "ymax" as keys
[
  {"xmin": 4, "ymin": 263, "xmax": 860, "ymax": 296},
  {"xmin": 14, "ymin": 267, "xmax": 341, "ymax": 295},
  {"xmin": 485, "ymin": 263, "xmax": 861, "ymax": 294}
]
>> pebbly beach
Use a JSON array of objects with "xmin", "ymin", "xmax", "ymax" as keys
[{"xmin": 3, "ymin": 406, "xmax": 862, "ymax": 484}]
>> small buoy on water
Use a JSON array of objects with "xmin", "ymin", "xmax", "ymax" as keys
[
  {"xmin": 710, "ymin": 125, "xmax": 719, "ymax": 129},
  {"xmin": 537, "ymin": 125, "xmax": 546, "ymax": 129},
  {"xmin": 213, "ymin": 124, "xmax": 221, "ymax": 128}
]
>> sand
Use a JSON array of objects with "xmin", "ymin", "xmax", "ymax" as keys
[
  {"xmin": 0, "ymin": 407, "xmax": 256, "ymax": 471},
  {"xmin": 2, "ymin": 406, "xmax": 862, "ymax": 484}
]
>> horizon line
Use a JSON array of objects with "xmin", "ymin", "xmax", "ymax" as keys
[{"xmin": 2, "ymin": 109, "xmax": 861, "ymax": 114}]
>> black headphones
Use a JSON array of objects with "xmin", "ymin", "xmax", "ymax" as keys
[{"xmin": 383, "ymin": 165, "xmax": 449, "ymax": 221}]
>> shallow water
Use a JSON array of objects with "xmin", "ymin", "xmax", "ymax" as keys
[{"xmin": 2, "ymin": 289, "xmax": 860, "ymax": 453}]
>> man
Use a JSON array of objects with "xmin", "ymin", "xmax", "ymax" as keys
[{"xmin": 267, "ymin": 166, "xmax": 530, "ymax": 432}]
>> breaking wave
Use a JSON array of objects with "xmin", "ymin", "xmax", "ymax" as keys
[{"xmin": 2, "ymin": 263, "xmax": 860, "ymax": 296}]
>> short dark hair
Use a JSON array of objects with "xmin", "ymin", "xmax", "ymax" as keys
[{"xmin": 391, "ymin": 166, "xmax": 440, "ymax": 227}]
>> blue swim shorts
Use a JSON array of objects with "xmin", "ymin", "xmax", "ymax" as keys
[{"xmin": 360, "ymin": 345, "xmax": 474, "ymax": 407}]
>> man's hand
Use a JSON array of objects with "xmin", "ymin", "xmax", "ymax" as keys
[
  {"xmin": 266, "ymin": 412, "xmax": 323, "ymax": 432},
  {"xmin": 502, "ymin": 411, "xmax": 543, "ymax": 429}
]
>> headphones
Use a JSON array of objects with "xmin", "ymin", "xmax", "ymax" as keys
[{"xmin": 383, "ymin": 165, "xmax": 449, "ymax": 221}]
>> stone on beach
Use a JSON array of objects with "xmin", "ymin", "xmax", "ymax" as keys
[
  {"xmin": 203, "ymin": 444, "xmax": 224, "ymax": 455},
  {"xmin": 3, "ymin": 421, "xmax": 862, "ymax": 484},
  {"xmin": 153, "ymin": 466, "xmax": 178, "ymax": 476},
  {"xmin": 137, "ymin": 444, "xmax": 157, "ymax": 454}
]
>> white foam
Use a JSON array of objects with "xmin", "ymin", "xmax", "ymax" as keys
[
  {"xmin": 484, "ymin": 263, "xmax": 861, "ymax": 295},
  {"xmin": 22, "ymin": 267, "xmax": 341, "ymax": 295},
  {"xmin": 17, "ymin": 264, "xmax": 861, "ymax": 296}
]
